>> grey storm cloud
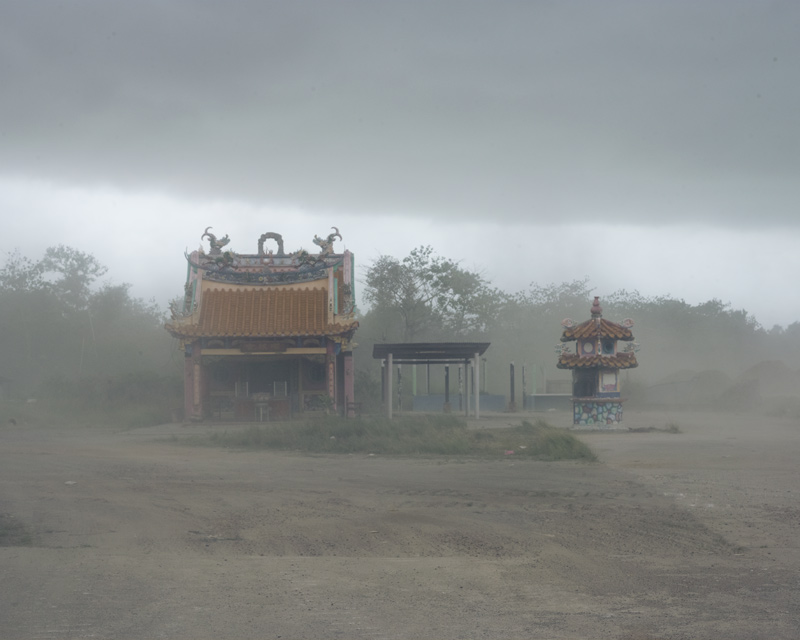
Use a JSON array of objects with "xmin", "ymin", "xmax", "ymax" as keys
[{"xmin": 1, "ymin": 0, "xmax": 798, "ymax": 226}]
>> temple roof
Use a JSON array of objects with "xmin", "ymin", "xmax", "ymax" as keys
[
  {"xmin": 165, "ymin": 287, "xmax": 358, "ymax": 339},
  {"xmin": 560, "ymin": 317, "xmax": 635, "ymax": 342},
  {"xmin": 557, "ymin": 352, "xmax": 638, "ymax": 370},
  {"xmin": 185, "ymin": 228, "xmax": 350, "ymax": 287}
]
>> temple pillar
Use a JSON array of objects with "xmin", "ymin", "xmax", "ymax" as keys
[
  {"xmin": 344, "ymin": 352, "xmax": 355, "ymax": 417},
  {"xmin": 184, "ymin": 340, "xmax": 203, "ymax": 421},
  {"xmin": 326, "ymin": 341, "xmax": 336, "ymax": 413}
]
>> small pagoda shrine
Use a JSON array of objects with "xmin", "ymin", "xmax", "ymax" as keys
[
  {"xmin": 165, "ymin": 227, "xmax": 358, "ymax": 421},
  {"xmin": 556, "ymin": 297, "xmax": 638, "ymax": 426}
]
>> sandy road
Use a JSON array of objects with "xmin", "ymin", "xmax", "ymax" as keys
[{"xmin": 1, "ymin": 409, "xmax": 798, "ymax": 639}]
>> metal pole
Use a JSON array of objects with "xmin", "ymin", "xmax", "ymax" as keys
[
  {"xmin": 397, "ymin": 364, "xmax": 402, "ymax": 413},
  {"xmin": 444, "ymin": 365, "xmax": 450, "ymax": 412},
  {"xmin": 387, "ymin": 353, "xmax": 393, "ymax": 419},
  {"xmin": 426, "ymin": 363, "xmax": 431, "ymax": 395},
  {"xmin": 522, "ymin": 365, "xmax": 527, "ymax": 411},
  {"xmin": 474, "ymin": 353, "xmax": 480, "ymax": 419},
  {"xmin": 466, "ymin": 360, "xmax": 472, "ymax": 418},
  {"xmin": 458, "ymin": 365, "xmax": 463, "ymax": 412}
]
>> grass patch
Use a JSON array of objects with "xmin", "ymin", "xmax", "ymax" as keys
[
  {"xmin": 0, "ymin": 513, "xmax": 33, "ymax": 547},
  {"xmin": 629, "ymin": 422, "xmax": 682, "ymax": 434},
  {"xmin": 193, "ymin": 415, "xmax": 597, "ymax": 461},
  {"xmin": 0, "ymin": 397, "xmax": 175, "ymax": 430}
]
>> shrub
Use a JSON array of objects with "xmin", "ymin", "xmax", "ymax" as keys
[{"xmin": 199, "ymin": 415, "xmax": 596, "ymax": 461}]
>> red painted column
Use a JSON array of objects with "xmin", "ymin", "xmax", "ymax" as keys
[
  {"xmin": 326, "ymin": 341, "xmax": 336, "ymax": 413},
  {"xmin": 344, "ymin": 352, "xmax": 355, "ymax": 417},
  {"xmin": 184, "ymin": 340, "xmax": 203, "ymax": 421}
]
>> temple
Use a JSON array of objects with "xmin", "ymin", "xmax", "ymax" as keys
[
  {"xmin": 556, "ymin": 296, "xmax": 639, "ymax": 426},
  {"xmin": 166, "ymin": 227, "xmax": 358, "ymax": 421}
]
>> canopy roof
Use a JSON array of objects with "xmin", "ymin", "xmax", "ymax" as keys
[
  {"xmin": 372, "ymin": 342, "xmax": 490, "ymax": 365},
  {"xmin": 166, "ymin": 287, "xmax": 358, "ymax": 339}
]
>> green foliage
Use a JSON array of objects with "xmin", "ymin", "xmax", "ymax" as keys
[
  {"xmin": 0, "ymin": 246, "xmax": 175, "ymax": 399},
  {"xmin": 355, "ymin": 244, "xmax": 800, "ymax": 404},
  {"xmin": 39, "ymin": 245, "xmax": 108, "ymax": 311},
  {"xmin": 0, "ymin": 248, "xmax": 46, "ymax": 292},
  {"xmin": 629, "ymin": 422, "xmax": 682, "ymax": 434},
  {"xmin": 1, "ymin": 372, "xmax": 183, "ymax": 428},
  {"xmin": 354, "ymin": 369, "xmax": 383, "ymax": 414},
  {"xmin": 362, "ymin": 245, "xmax": 505, "ymax": 342},
  {"xmin": 197, "ymin": 415, "xmax": 596, "ymax": 461},
  {"xmin": 600, "ymin": 291, "xmax": 763, "ymax": 384},
  {"xmin": 512, "ymin": 419, "xmax": 598, "ymax": 460}
]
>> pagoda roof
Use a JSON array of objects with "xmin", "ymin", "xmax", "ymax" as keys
[
  {"xmin": 557, "ymin": 352, "xmax": 638, "ymax": 370},
  {"xmin": 165, "ymin": 287, "xmax": 358, "ymax": 339},
  {"xmin": 560, "ymin": 317, "xmax": 634, "ymax": 342}
]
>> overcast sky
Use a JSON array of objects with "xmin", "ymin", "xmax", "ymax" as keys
[{"xmin": 1, "ymin": 1, "xmax": 798, "ymax": 327}]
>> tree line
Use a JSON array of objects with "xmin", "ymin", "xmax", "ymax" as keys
[
  {"xmin": 0, "ymin": 246, "xmax": 180, "ymax": 417},
  {"xmin": 358, "ymin": 245, "xmax": 800, "ymax": 394},
  {"xmin": 2, "ymin": 244, "xmax": 796, "ymax": 418}
]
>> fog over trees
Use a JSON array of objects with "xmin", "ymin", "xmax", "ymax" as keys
[
  {"xmin": 0, "ymin": 246, "xmax": 179, "ymax": 421},
  {"xmin": 2, "ymin": 245, "xmax": 797, "ymax": 421},
  {"xmin": 359, "ymin": 246, "xmax": 800, "ymax": 404}
]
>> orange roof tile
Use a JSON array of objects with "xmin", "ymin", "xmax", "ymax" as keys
[
  {"xmin": 556, "ymin": 352, "xmax": 638, "ymax": 370},
  {"xmin": 561, "ymin": 318, "xmax": 634, "ymax": 342},
  {"xmin": 165, "ymin": 287, "xmax": 358, "ymax": 338}
]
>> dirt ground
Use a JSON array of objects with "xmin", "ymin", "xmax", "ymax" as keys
[{"xmin": 1, "ymin": 408, "xmax": 798, "ymax": 639}]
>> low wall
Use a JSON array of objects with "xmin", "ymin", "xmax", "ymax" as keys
[
  {"xmin": 409, "ymin": 394, "xmax": 574, "ymax": 413},
  {"xmin": 524, "ymin": 394, "xmax": 573, "ymax": 412},
  {"xmin": 411, "ymin": 394, "xmax": 507, "ymax": 412}
]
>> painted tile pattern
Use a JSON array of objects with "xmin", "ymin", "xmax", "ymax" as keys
[{"xmin": 573, "ymin": 400, "xmax": 624, "ymax": 426}]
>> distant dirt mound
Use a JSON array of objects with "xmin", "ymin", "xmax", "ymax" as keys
[
  {"xmin": 646, "ymin": 361, "xmax": 800, "ymax": 409},
  {"xmin": 645, "ymin": 369, "xmax": 732, "ymax": 406},
  {"xmin": 713, "ymin": 361, "xmax": 800, "ymax": 411},
  {"xmin": 736, "ymin": 360, "xmax": 800, "ymax": 398}
]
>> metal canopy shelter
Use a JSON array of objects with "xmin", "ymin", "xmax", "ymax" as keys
[{"xmin": 372, "ymin": 342, "xmax": 490, "ymax": 419}]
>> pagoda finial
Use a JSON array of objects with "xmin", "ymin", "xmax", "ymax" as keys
[{"xmin": 591, "ymin": 296, "xmax": 603, "ymax": 318}]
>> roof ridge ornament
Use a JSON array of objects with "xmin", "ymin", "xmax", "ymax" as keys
[
  {"xmin": 201, "ymin": 227, "xmax": 230, "ymax": 256},
  {"xmin": 590, "ymin": 296, "xmax": 603, "ymax": 318},
  {"xmin": 313, "ymin": 227, "xmax": 342, "ymax": 255},
  {"xmin": 258, "ymin": 232, "xmax": 285, "ymax": 256}
]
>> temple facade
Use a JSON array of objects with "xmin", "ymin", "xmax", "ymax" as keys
[
  {"xmin": 166, "ymin": 228, "xmax": 358, "ymax": 421},
  {"xmin": 556, "ymin": 297, "xmax": 638, "ymax": 426}
]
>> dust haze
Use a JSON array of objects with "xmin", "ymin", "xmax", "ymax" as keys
[
  {"xmin": 2, "ymin": 1, "xmax": 800, "ymax": 635},
  {"xmin": 2, "ymin": 247, "xmax": 800, "ymax": 637},
  {"xmin": 2, "ymin": 407, "xmax": 798, "ymax": 638}
]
